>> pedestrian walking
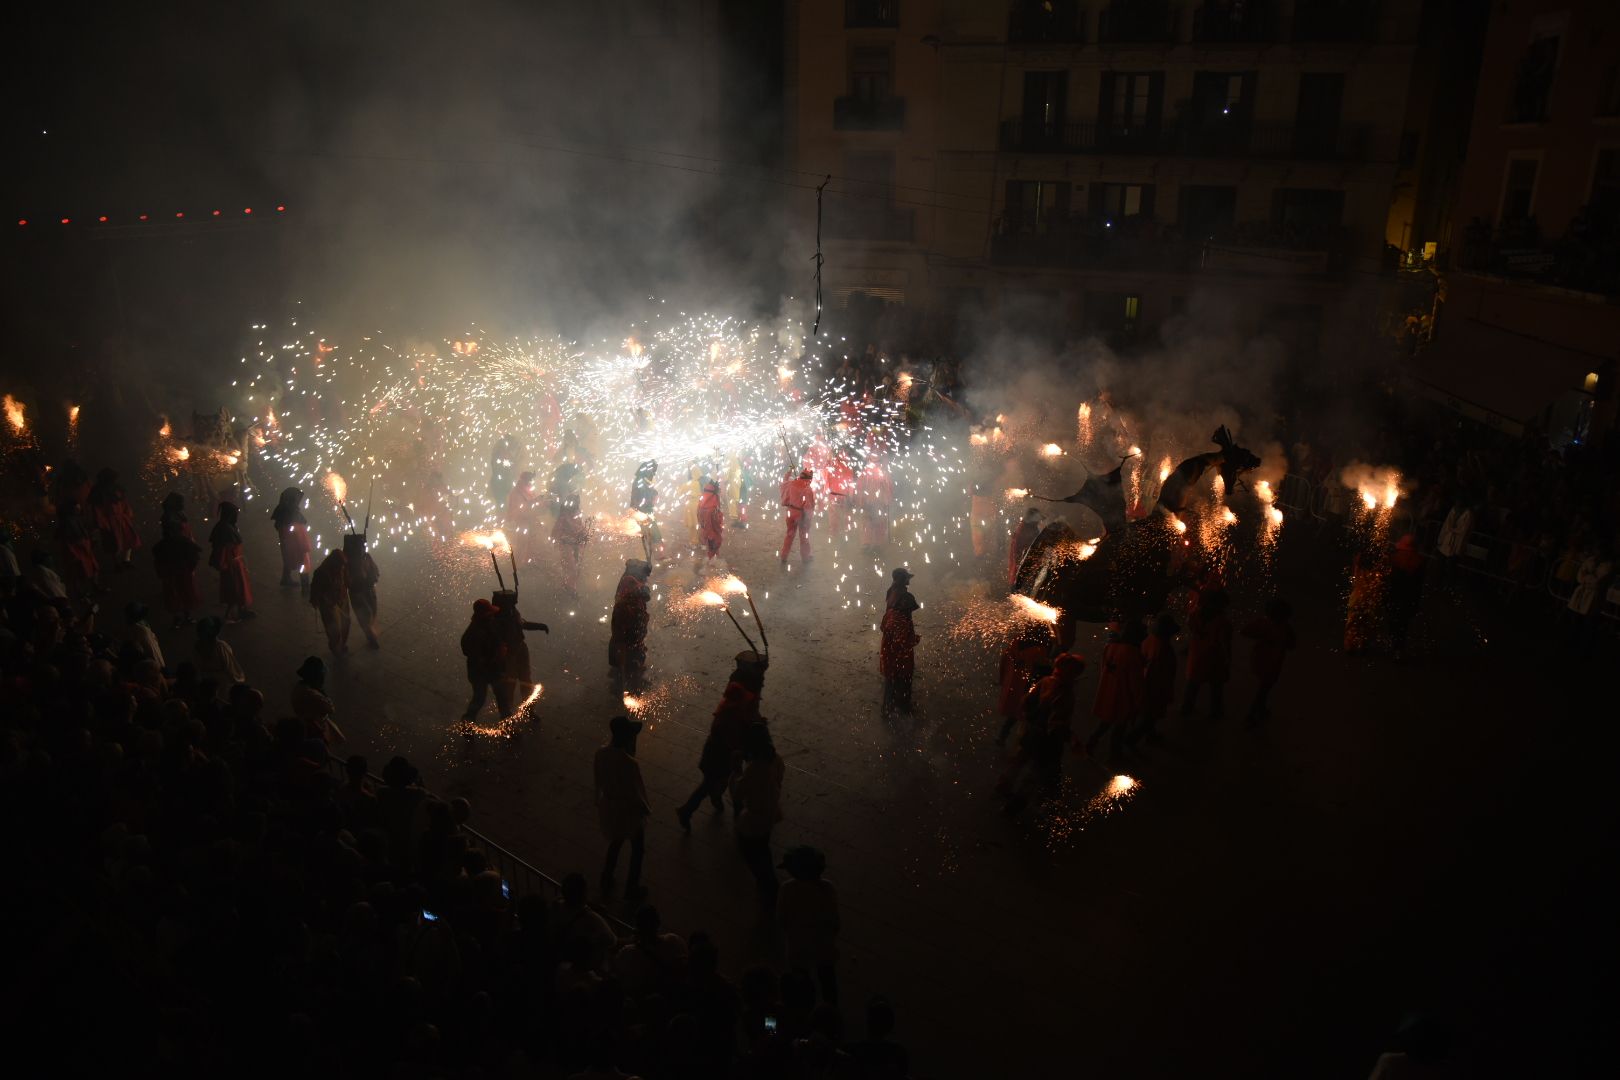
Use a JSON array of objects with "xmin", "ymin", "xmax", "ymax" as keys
[
  {"xmin": 594, "ymin": 715, "xmax": 650, "ymax": 899},
  {"xmin": 552, "ymin": 492, "xmax": 590, "ymax": 596},
  {"xmin": 461, "ymin": 598, "xmax": 512, "ymax": 723},
  {"xmin": 778, "ymin": 845, "xmax": 840, "ymax": 1006},
  {"xmin": 207, "ymin": 500, "xmax": 255, "ymax": 622},
  {"xmin": 880, "ymin": 567, "xmax": 920, "ymax": 717},
  {"xmin": 309, "ymin": 548, "xmax": 351, "ymax": 655},
  {"xmin": 610, "ymin": 559, "xmax": 652, "ymax": 693},
  {"xmin": 153, "ymin": 493, "xmax": 202, "ymax": 628},
  {"xmin": 492, "ymin": 590, "xmax": 548, "ymax": 711},
  {"xmin": 1131, "ymin": 612, "xmax": 1179, "ymax": 746},
  {"xmin": 697, "ymin": 479, "xmax": 725, "ymax": 566},
  {"xmin": 1085, "ymin": 619, "xmax": 1146, "ymax": 757},
  {"xmin": 1241, "ymin": 598, "xmax": 1296, "ymax": 726},
  {"xmin": 344, "ymin": 533, "xmax": 381, "ymax": 649},
  {"xmin": 676, "ymin": 680, "xmax": 758, "ymax": 829},
  {"xmin": 779, "ymin": 467, "xmax": 815, "ymax": 565},
  {"xmin": 56, "ymin": 498, "xmax": 100, "ymax": 594},
  {"xmin": 1181, "ymin": 586, "xmax": 1232, "ymax": 718},
  {"xmin": 732, "ymin": 722, "xmax": 784, "ymax": 910},
  {"xmin": 271, "ymin": 487, "xmax": 313, "ymax": 589}
]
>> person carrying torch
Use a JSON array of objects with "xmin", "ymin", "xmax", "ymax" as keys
[{"xmin": 779, "ymin": 467, "xmax": 816, "ymax": 566}]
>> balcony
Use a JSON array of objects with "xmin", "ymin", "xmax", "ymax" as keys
[
  {"xmin": 1456, "ymin": 216, "xmax": 1620, "ymax": 298},
  {"xmin": 991, "ymin": 216, "xmax": 1191, "ymax": 271},
  {"xmin": 845, "ymin": 0, "xmax": 899, "ymax": 29},
  {"xmin": 1290, "ymin": 1, "xmax": 1376, "ymax": 42},
  {"xmin": 834, "ymin": 96, "xmax": 906, "ymax": 131},
  {"xmin": 1009, "ymin": 0, "xmax": 1085, "ymax": 43},
  {"xmin": 824, "ymin": 201, "xmax": 916, "ymax": 243},
  {"xmin": 1192, "ymin": 2, "xmax": 1275, "ymax": 43},
  {"xmin": 1199, "ymin": 221, "xmax": 1350, "ymax": 276},
  {"xmin": 999, "ymin": 118, "xmax": 1369, "ymax": 160},
  {"xmin": 1097, "ymin": 2, "xmax": 1177, "ymax": 44}
]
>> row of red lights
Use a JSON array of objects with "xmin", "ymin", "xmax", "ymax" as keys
[{"xmin": 17, "ymin": 206, "xmax": 287, "ymax": 226}]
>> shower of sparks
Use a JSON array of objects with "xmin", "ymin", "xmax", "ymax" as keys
[
  {"xmin": 463, "ymin": 528, "xmax": 511, "ymax": 554},
  {"xmin": 1040, "ymin": 443, "xmax": 1065, "ymax": 458},
  {"xmin": 1158, "ymin": 455, "xmax": 1173, "ymax": 483},
  {"xmin": 1004, "ymin": 487, "xmax": 1029, "ymax": 500},
  {"xmin": 1076, "ymin": 402, "xmax": 1092, "ymax": 448},
  {"xmin": 622, "ymin": 693, "xmax": 643, "ymax": 713},
  {"xmin": 325, "ymin": 471, "xmax": 347, "ymax": 506},
  {"xmin": 1010, "ymin": 593, "xmax": 1061, "ymax": 624},
  {"xmin": 1166, "ymin": 513, "xmax": 1188, "ymax": 535}
]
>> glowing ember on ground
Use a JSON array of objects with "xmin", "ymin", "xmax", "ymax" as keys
[
  {"xmin": 169, "ymin": 446, "xmax": 191, "ymax": 463},
  {"xmin": 325, "ymin": 471, "xmax": 347, "ymax": 505},
  {"xmin": 1108, "ymin": 774, "xmax": 1136, "ymax": 795},
  {"xmin": 3, "ymin": 394, "xmax": 25, "ymax": 434},
  {"xmin": 1010, "ymin": 594, "xmax": 1060, "ymax": 624}
]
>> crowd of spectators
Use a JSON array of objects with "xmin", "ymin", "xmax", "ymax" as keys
[{"xmin": 0, "ymin": 547, "xmax": 912, "ymax": 1078}]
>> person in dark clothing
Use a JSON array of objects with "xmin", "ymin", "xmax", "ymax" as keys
[
  {"xmin": 461, "ymin": 598, "xmax": 511, "ymax": 723},
  {"xmin": 879, "ymin": 568, "xmax": 920, "ymax": 717},
  {"xmin": 677, "ymin": 680, "xmax": 757, "ymax": 829},
  {"xmin": 1386, "ymin": 534, "xmax": 1426, "ymax": 662},
  {"xmin": 1242, "ymin": 597, "xmax": 1297, "ymax": 725}
]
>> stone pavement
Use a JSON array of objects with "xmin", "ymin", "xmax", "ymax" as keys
[{"xmin": 118, "ymin": 506, "xmax": 1612, "ymax": 1079}]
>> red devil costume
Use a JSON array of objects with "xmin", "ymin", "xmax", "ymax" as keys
[
  {"xmin": 779, "ymin": 468, "xmax": 816, "ymax": 564},
  {"xmin": 272, "ymin": 487, "xmax": 313, "ymax": 588},
  {"xmin": 698, "ymin": 480, "xmax": 725, "ymax": 561},
  {"xmin": 880, "ymin": 568, "xmax": 920, "ymax": 716},
  {"xmin": 154, "ymin": 493, "xmax": 202, "ymax": 625},
  {"xmin": 208, "ymin": 501, "xmax": 254, "ymax": 619},
  {"xmin": 89, "ymin": 468, "xmax": 142, "ymax": 568}
]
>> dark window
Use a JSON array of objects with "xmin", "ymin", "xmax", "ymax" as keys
[
  {"xmin": 1398, "ymin": 131, "xmax": 1420, "ymax": 169},
  {"xmin": 1098, "ymin": 1, "xmax": 1175, "ymax": 43},
  {"xmin": 1186, "ymin": 72, "xmax": 1256, "ymax": 153},
  {"xmin": 1293, "ymin": 73, "xmax": 1344, "ymax": 158},
  {"xmin": 1599, "ymin": 65, "xmax": 1620, "ymax": 117},
  {"xmin": 850, "ymin": 45, "xmax": 893, "ymax": 102},
  {"xmin": 1272, "ymin": 188, "xmax": 1345, "ymax": 230},
  {"xmin": 1590, "ymin": 148, "xmax": 1620, "ymax": 228},
  {"xmin": 1508, "ymin": 35, "xmax": 1559, "ymax": 123},
  {"xmin": 1090, "ymin": 182, "xmax": 1156, "ymax": 221},
  {"xmin": 1009, "ymin": 0, "xmax": 1084, "ymax": 43},
  {"xmin": 1180, "ymin": 185, "xmax": 1237, "ymax": 234},
  {"xmin": 1021, "ymin": 70, "xmax": 1069, "ymax": 141},
  {"xmin": 846, "ymin": 0, "xmax": 899, "ymax": 29},
  {"xmin": 1003, "ymin": 180, "xmax": 1072, "ymax": 234},
  {"xmin": 1102, "ymin": 72, "xmax": 1163, "ymax": 128},
  {"xmin": 1500, "ymin": 157, "xmax": 1539, "ymax": 223}
]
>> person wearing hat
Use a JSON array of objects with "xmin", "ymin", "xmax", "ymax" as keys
[
  {"xmin": 291, "ymin": 655, "xmax": 345, "ymax": 745},
  {"xmin": 271, "ymin": 487, "xmax": 312, "ymax": 589},
  {"xmin": 778, "ymin": 466, "xmax": 816, "ymax": 566},
  {"xmin": 194, "ymin": 616, "xmax": 246, "ymax": 685},
  {"xmin": 880, "ymin": 568, "xmax": 920, "ymax": 717},
  {"xmin": 676, "ymin": 678, "xmax": 759, "ymax": 830},
  {"xmin": 697, "ymin": 477, "xmax": 725, "ymax": 567},
  {"xmin": 1132, "ymin": 611, "xmax": 1180, "ymax": 746},
  {"xmin": 461, "ymin": 598, "xmax": 511, "ymax": 723},
  {"xmin": 1007, "ymin": 507, "xmax": 1045, "ymax": 589},
  {"xmin": 1084, "ymin": 619, "xmax": 1147, "ymax": 758},
  {"xmin": 124, "ymin": 602, "xmax": 164, "ymax": 671},
  {"xmin": 777, "ymin": 845, "xmax": 840, "ymax": 1006},
  {"xmin": 609, "ymin": 560, "xmax": 652, "ymax": 694},
  {"xmin": 207, "ymin": 500, "xmax": 255, "ymax": 623},
  {"xmin": 594, "ymin": 715, "xmax": 650, "ymax": 898},
  {"xmin": 308, "ymin": 548, "xmax": 351, "ymax": 655}
]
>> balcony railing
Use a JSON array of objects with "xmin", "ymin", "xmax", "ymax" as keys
[
  {"xmin": 1456, "ymin": 216, "xmax": 1620, "ymax": 298},
  {"xmin": 834, "ymin": 95, "xmax": 906, "ymax": 131},
  {"xmin": 824, "ymin": 202, "xmax": 917, "ymax": 242},
  {"xmin": 991, "ymin": 215, "xmax": 1348, "ymax": 276},
  {"xmin": 1097, "ymin": 2, "xmax": 1177, "ymax": 43},
  {"xmin": 1290, "ymin": 1, "xmax": 1376, "ymax": 42},
  {"xmin": 845, "ymin": 0, "xmax": 900, "ymax": 29},
  {"xmin": 1192, "ymin": 2, "xmax": 1275, "ymax": 43},
  {"xmin": 999, "ymin": 118, "xmax": 1369, "ymax": 160},
  {"xmin": 1009, "ymin": 0, "xmax": 1086, "ymax": 43}
]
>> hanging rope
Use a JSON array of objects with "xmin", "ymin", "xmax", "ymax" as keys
[{"xmin": 811, "ymin": 175, "xmax": 830, "ymax": 336}]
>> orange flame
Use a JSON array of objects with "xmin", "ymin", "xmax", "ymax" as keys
[
  {"xmin": 622, "ymin": 693, "xmax": 643, "ymax": 712},
  {"xmin": 68, "ymin": 404, "xmax": 81, "ymax": 424},
  {"xmin": 1010, "ymin": 594, "xmax": 1060, "ymax": 624},
  {"xmin": 159, "ymin": 417, "xmax": 172, "ymax": 439},
  {"xmin": 464, "ymin": 529, "xmax": 511, "ymax": 554},
  {"xmin": 1167, "ymin": 514, "xmax": 1188, "ymax": 535},
  {"xmin": 1005, "ymin": 487, "xmax": 1029, "ymax": 500},
  {"xmin": 325, "ymin": 471, "xmax": 347, "ymax": 505},
  {"xmin": 1040, "ymin": 443, "xmax": 1064, "ymax": 457},
  {"xmin": 3, "ymin": 394, "xmax": 24, "ymax": 434}
]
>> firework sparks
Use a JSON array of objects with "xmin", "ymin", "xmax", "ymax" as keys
[
  {"xmin": 1076, "ymin": 402, "xmax": 1092, "ymax": 447},
  {"xmin": 1166, "ymin": 513, "xmax": 1188, "ymax": 535},
  {"xmin": 1040, "ymin": 443, "xmax": 1065, "ymax": 458},
  {"xmin": 463, "ymin": 529, "xmax": 511, "ymax": 554},
  {"xmin": 3, "ymin": 394, "xmax": 24, "ymax": 435},
  {"xmin": 159, "ymin": 417, "xmax": 172, "ymax": 439},
  {"xmin": 622, "ymin": 693, "xmax": 643, "ymax": 713},
  {"xmin": 1158, "ymin": 455, "xmax": 1173, "ymax": 483},
  {"xmin": 1004, "ymin": 487, "xmax": 1029, "ymax": 500},
  {"xmin": 1010, "ymin": 593, "xmax": 1060, "ymax": 624},
  {"xmin": 325, "ymin": 471, "xmax": 348, "ymax": 506}
]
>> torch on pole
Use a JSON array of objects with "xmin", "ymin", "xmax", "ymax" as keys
[
  {"xmin": 491, "ymin": 552, "xmax": 506, "ymax": 592},
  {"xmin": 743, "ymin": 591, "xmax": 769, "ymax": 657},
  {"xmin": 721, "ymin": 604, "xmax": 760, "ymax": 654}
]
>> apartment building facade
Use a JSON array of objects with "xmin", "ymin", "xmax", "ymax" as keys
[
  {"xmin": 1416, "ymin": 0, "xmax": 1619, "ymax": 442},
  {"xmin": 789, "ymin": 0, "xmax": 1423, "ymax": 354}
]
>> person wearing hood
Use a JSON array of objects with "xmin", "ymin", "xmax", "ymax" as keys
[
  {"xmin": 344, "ymin": 534, "xmax": 381, "ymax": 649},
  {"xmin": 308, "ymin": 548, "xmax": 351, "ymax": 655},
  {"xmin": 779, "ymin": 467, "xmax": 816, "ymax": 565},
  {"xmin": 879, "ymin": 568, "xmax": 920, "ymax": 717},
  {"xmin": 995, "ymin": 623, "xmax": 1051, "ymax": 746},
  {"xmin": 676, "ymin": 679, "xmax": 759, "ymax": 830},
  {"xmin": 1084, "ymin": 620, "xmax": 1147, "ymax": 758},
  {"xmin": 292, "ymin": 655, "xmax": 345, "ymax": 745},
  {"xmin": 207, "ymin": 500, "xmax": 254, "ymax": 622},
  {"xmin": 124, "ymin": 602, "xmax": 164, "ymax": 671},
  {"xmin": 1242, "ymin": 597, "xmax": 1297, "ymax": 725},
  {"xmin": 552, "ymin": 492, "xmax": 591, "ymax": 596},
  {"xmin": 630, "ymin": 460, "xmax": 663, "ymax": 561},
  {"xmin": 461, "ymin": 598, "xmax": 511, "ymax": 723},
  {"xmin": 194, "ymin": 616, "xmax": 246, "ymax": 684},
  {"xmin": 154, "ymin": 492, "xmax": 203, "ymax": 627},
  {"xmin": 505, "ymin": 470, "xmax": 543, "ymax": 566},
  {"xmin": 610, "ymin": 559, "xmax": 652, "ymax": 693},
  {"xmin": 697, "ymin": 478, "xmax": 725, "ymax": 567},
  {"xmin": 271, "ymin": 487, "xmax": 313, "ymax": 589},
  {"xmin": 89, "ymin": 468, "xmax": 142, "ymax": 570},
  {"xmin": 1008, "ymin": 508, "xmax": 1044, "ymax": 589},
  {"xmin": 996, "ymin": 651, "xmax": 1086, "ymax": 813},
  {"xmin": 55, "ymin": 497, "xmax": 100, "ymax": 594},
  {"xmin": 594, "ymin": 715, "xmax": 651, "ymax": 899},
  {"xmin": 1132, "ymin": 612, "xmax": 1180, "ymax": 746}
]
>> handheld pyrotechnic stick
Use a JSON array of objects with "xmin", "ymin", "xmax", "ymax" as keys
[
  {"xmin": 338, "ymin": 502, "xmax": 357, "ymax": 533},
  {"xmin": 744, "ymin": 591, "xmax": 770, "ymax": 656},
  {"xmin": 509, "ymin": 550, "xmax": 519, "ymax": 594},
  {"xmin": 721, "ymin": 605, "xmax": 760, "ymax": 654},
  {"xmin": 491, "ymin": 552, "xmax": 506, "ymax": 592},
  {"xmin": 362, "ymin": 478, "xmax": 374, "ymax": 534}
]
